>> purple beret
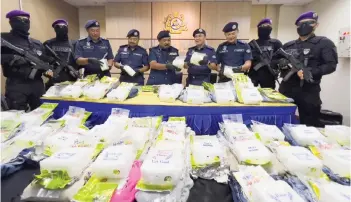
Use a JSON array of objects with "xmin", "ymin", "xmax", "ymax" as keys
[
  {"xmin": 257, "ymin": 18, "xmax": 272, "ymax": 27},
  {"xmin": 222, "ymin": 22, "xmax": 238, "ymax": 33},
  {"xmin": 52, "ymin": 19, "xmax": 68, "ymax": 28},
  {"xmin": 295, "ymin": 11, "xmax": 318, "ymax": 25},
  {"xmin": 85, "ymin": 20, "xmax": 100, "ymax": 29},
  {"xmin": 6, "ymin": 10, "xmax": 30, "ymax": 19}
]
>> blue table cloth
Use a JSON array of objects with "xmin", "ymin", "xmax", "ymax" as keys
[{"xmin": 41, "ymin": 99, "xmax": 297, "ymax": 135}]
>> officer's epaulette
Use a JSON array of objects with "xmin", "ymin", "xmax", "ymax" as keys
[
  {"xmin": 309, "ymin": 36, "xmax": 327, "ymax": 44},
  {"xmin": 188, "ymin": 46, "xmax": 196, "ymax": 50},
  {"xmin": 119, "ymin": 44, "xmax": 128, "ymax": 49},
  {"xmin": 205, "ymin": 45, "xmax": 215, "ymax": 50},
  {"xmin": 137, "ymin": 45, "xmax": 147, "ymax": 51},
  {"xmin": 268, "ymin": 38, "xmax": 280, "ymax": 43},
  {"xmin": 29, "ymin": 37, "xmax": 42, "ymax": 45},
  {"xmin": 237, "ymin": 40, "xmax": 247, "ymax": 44},
  {"xmin": 78, "ymin": 37, "xmax": 87, "ymax": 41},
  {"xmin": 218, "ymin": 41, "xmax": 228, "ymax": 47}
]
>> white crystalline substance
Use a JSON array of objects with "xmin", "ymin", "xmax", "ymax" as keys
[
  {"xmin": 60, "ymin": 84, "xmax": 86, "ymax": 98},
  {"xmin": 14, "ymin": 126, "xmax": 52, "ymax": 146},
  {"xmin": 90, "ymin": 145, "xmax": 136, "ymax": 179},
  {"xmin": 191, "ymin": 135, "xmax": 224, "ymax": 166},
  {"xmin": 224, "ymin": 122, "xmax": 255, "ymax": 143},
  {"xmin": 290, "ymin": 126, "xmax": 326, "ymax": 146},
  {"xmin": 162, "ymin": 122, "xmax": 186, "ymax": 141},
  {"xmin": 213, "ymin": 82, "xmax": 235, "ymax": 104},
  {"xmin": 107, "ymin": 83, "xmax": 134, "ymax": 101},
  {"xmin": 276, "ymin": 146, "xmax": 323, "ymax": 176},
  {"xmin": 252, "ymin": 123, "xmax": 285, "ymax": 143},
  {"xmin": 172, "ymin": 56, "xmax": 186, "ymax": 69},
  {"xmin": 190, "ymin": 52, "xmax": 206, "ymax": 66},
  {"xmin": 238, "ymin": 87, "xmax": 263, "ymax": 105},
  {"xmin": 40, "ymin": 147, "xmax": 94, "ymax": 177},
  {"xmin": 321, "ymin": 149, "xmax": 350, "ymax": 178},
  {"xmin": 319, "ymin": 181, "xmax": 351, "ymax": 202},
  {"xmin": 154, "ymin": 140, "xmax": 184, "ymax": 151},
  {"xmin": 324, "ymin": 125, "xmax": 350, "ymax": 146},
  {"xmin": 114, "ymin": 127, "xmax": 150, "ymax": 150},
  {"xmin": 158, "ymin": 84, "xmax": 183, "ymax": 102},
  {"xmin": 186, "ymin": 85, "xmax": 205, "ymax": 104},
  {"xmin": 233, "ymin": 139, "xmax": 271, "ymax": 165},
  {"xmin": 234, "ymin": 166, "xmax": 273, "ymax": 200},
  {"xmin": 87, "ymin": 124, "xmax": 125, "ymax": 144},
  {"xmin": 84, "ymin": 81, "xmax": 116, "ymax": 100},
  {"xmin": 252, "ymin": 180, "xmax": 305, "ymax": 202},
  {"xmin": 140, "ymin": 148, "xmax": 183, "ymax": 186},
  {"xmin": 123, "ymin": 65, "xmax": 137, "ymax": 77}
]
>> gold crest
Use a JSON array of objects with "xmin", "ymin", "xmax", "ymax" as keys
[{"xmin": 164, "ymin": 12, "xmax": 188, "ymax": 34}]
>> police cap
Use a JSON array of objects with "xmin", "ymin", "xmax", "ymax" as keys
[
  {"xmin": 222, "ymin": 22, "xmax": 238, "ymax": 33},
  {"xmin": 6, "ymin": 10, "xmax": 30, "ymax": 19},
  {"xmin": 127, "ymin": 29, "xmax": 140, "ymax": 38},
  {"xmin": 193, "ymin": 28, "xmax": 206, "ymax": 37},
  {"xmin": 257, "ymin": 18, "xmax": 272, "ymax": 27},
  {"xmin": 85, "ymin": 20, "xmax": 100, "ymax": 29},
  {"xmin": 295, "ymin": 11, "xmax": 318, "ymax": 25},
  {"xmin": 52, "ymin": 19, "xmax": 68, "ymax": 28},
  {"xmin": 157, "ymin": 30, "xmax": 170, "ymax": 40}
]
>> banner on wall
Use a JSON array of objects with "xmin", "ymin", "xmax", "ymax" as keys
[{"xmin": 164, "ymin": 12, "xmax": 188, "ymax": 34}]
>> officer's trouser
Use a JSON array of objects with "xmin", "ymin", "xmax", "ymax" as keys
[
  {"xmin": 5, "ymin": 78, "xmax": 45, "ymax": 111},
  {"xmin": 279, "ymin": 83, "xmax": 322, "ymax": 127}
]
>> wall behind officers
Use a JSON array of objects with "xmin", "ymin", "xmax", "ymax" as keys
[
  {"xmin": 1, "ymin": 10, "xmax": 53, "ymax": 111},
  {"xmin": 44, "ymin": 19, "xmax": 78, "ymax": 90},
  {"xmin": 114, "ymin": 29, "xmax": 149, "ymax": 85},
  {"xmin": 147, "ymin": 30, "xmax": 180, "ymax": 85},
  {"xmin": 75, "ymin": 20, "xmax": 113, "ymax": 78},
  {"xmin": 184, "ymin": 28, "xmax": 218, "ymax": 86},
  {"xmin": 248, "ymin": 18, "xmax": 282, "ymax": 89},
  {"xmin": 216, "ymin": 22, "xmax": 252, "ymax": 82},
  {"xmin": 278, "ymin": 11, "xmax": 338, "ymax": 127}
]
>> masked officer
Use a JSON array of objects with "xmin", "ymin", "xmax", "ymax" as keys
[
  {"xmin": 1, "ymin": 10, "xmax": 53, "ymax": 111},
  {"xmin": 184, "ymin": 28, "xmax": 217, "ymax": 86},
  {"xmin": 278, "ymin": 11, "xmax": 338, "ymax": 127},
  {"xmin": 216, "ymin": 22, "xmax": 252, "ymax": 82},
  {"xmin": 44, "ymin": 19, "xmax": 78, "ymax": 89},
  {"xmin": 114, "ymin": 29, "xmax": 149, "ymax": 85},
  {"xmin": 248, "ymin": 18, "xmax": 282, "ymax": 89},
  {"xmin": 75, "ymin": 20, "xmax": 113, "ymax": 78},
  {"xmin": 147, "ymin": 30, "xmax": 180, "ymax": 85}
]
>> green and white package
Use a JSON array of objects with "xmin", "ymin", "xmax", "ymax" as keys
[
  {"xmin": 1, "ymin": 119, "xmax": 21, "ymax": 143},
  {"xmin": 233, "ymin": 139, "xmax": 272, "ymax": 165},
  {"xmin": 106, "ymin": 82, "xmax": 135, "ymax": 101},
  {"xmin": 59, "ymin": 106, "xmax": 91, "ymax": 130},
  {"xmin": 190, "ymin": 135, "xmax": 223, "ymax": 169},
  {"xmin": 20, "ymin": 103, "xmax": 58, "ymax": 128},
  {"xmin": 137, "ymin": 148, "xmax": 184, "ymax": 192}
]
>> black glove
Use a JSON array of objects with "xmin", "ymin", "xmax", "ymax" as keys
[
  {"xmin": 9, "ymin": 55, "xmax": 28, "ymax": 66},
  {"xmin": 88, "ymin": 58, "xmax": 103, "ymax": 66},
  {"xmin": 166, "ymin": 63, "xmax": 181, "ymax": 72},
  {"xmin": 133, "ymin": 70, "xmax": 143, "ymax": 77},
  {"xmin": 277, "ymin": 58, "xmax": 290, "ymax": 69},
  {"xmin": 232, "ymin": 66, "xmax": 242, "ymax": 73},
  {"xmin": 198, "ymin": 56, "xmax": 209, "ymax": 66}
]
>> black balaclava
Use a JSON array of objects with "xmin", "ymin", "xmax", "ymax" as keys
[
  {"xmin": 297, "ymin": 21, "xmax": 315, "ymax": 37},
  {"xmin": 258, "ymin": 26, "xmax": 272, "ymax": 40},
  {"xmin": 54, "ymin": 25, "xmax": 68, "ymax": 41},
  {"xmin": 10, "ymin": 17, "xmax": 30, "ymax": 37}
]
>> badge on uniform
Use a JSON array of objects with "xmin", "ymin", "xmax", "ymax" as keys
[
  {"xmin": 223, "ymin": 46, "xmax": 227, "ymax": 51},
  {"xmin": 87, "ymin": 42, "xmax": 90, "ymax": 47},
  {"xmin": 303, "ymin": 48, "xmax": 310, "ymax": 55},
  {"xmin": 246, "ymin": 49, "xmax": 251, "ymax": 53},
  {"xmin": 124, "ymin": 47, "xmax": 128, "ymax": 52},
  {"xmin": 36, "ymin": 50, "xmax": 42, "ymax": 56}
]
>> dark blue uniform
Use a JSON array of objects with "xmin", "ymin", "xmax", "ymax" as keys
[
  {"xmin": 147, "ymin": 46, "xmax": 179, "ymax": 85},
  {"xmin": 184, "ymin": 45, "xmax": 217, "ymax": 86},
  {"xmin": 279, "ymin": 34, "xmax": 337, "ymax": 127},
  {"xmin": 75, "ymin": 36, "xmax": 113, "ymax": 78},
  {"xmin": 114, "ymin": 45, "xmax": 148, "ymax": 85},
  {"xmin": 216, "ymin": 40, "xmax": 252, "ymax": 82}
]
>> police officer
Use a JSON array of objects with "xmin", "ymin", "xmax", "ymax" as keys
[
  {"xmin": 44, "ymin": 19, "xmax": 78, "ymax": 89},
  {"xmin": 184, "ymin": 28, "xmax": 217, "ymax": 86},
  {"xmin": 147, "ymin": 30, "xmax": 180, "ymax": 85},
  {"xmin": 75, "ymin": 20, "xmax": 113, "ymax": 78},
  {"xmin": 278, "ymin": 11, "xmax": 338, "ymax": 127},
  {"xmin": 248, "ymin": 18, "xmax": 282, "ymax": 89},
  {"xmin": 1, "ymin": 10, "xmax": 53, "ymax": 111},
  {"xmin": 216, "ymin": 22, "xmax": 252, "ymax": 82},
  {"xmin": 114, "ymin": 29, "xmax": 149, "ymax": 85}
]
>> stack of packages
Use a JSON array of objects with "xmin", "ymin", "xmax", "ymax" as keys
[
  {"xmin": 83, "ymin": 76, "xmax": 119, "ymax": 100},
  {"xmin": 1, "ymin": 103, "xmax": 58, "ymax": 164},
  {"xmin": 233, "ymin": 74, "xmax": 263, "ymax": 105},
  {"xmin": 158, "ymin": 84, "xmax": 184, "ymax": 103},
  {"xmin": 135, "ymin": 117, "xmax": 193, "ymax": 202},
  {"xmin": 59, "ymin": 75, "xmax": 98, "ymax": 98},
  {"xmin": 107, "ymin": 82, "xmax": 136, "ymax": 102},
  {"xmin": 179, "ymin": 84, "xmax": 212, "ymax": 104},
  {"xmin": 258, "ymin": 88, "xmax": 294, "ymax": 103},
  {"xmin": 42, "ymin": 81, "xmax": 72, "ymax": 98},
  {"xmin": 276, "ymin": 124, "xmax": 351, "ymax": 201}
]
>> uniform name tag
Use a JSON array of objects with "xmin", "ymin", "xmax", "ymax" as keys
[
  {"xmin": 133, "ymin": 53, "xmax": 142, "ymax": 57},
  {"xmin": 169, "ymin": 52, "xmax": 177, "ymax": 56},
  {"xmin": 83, "ymin": 46, "xmax": 94, "ymax": 50},
  {"xmin": 99, "ymin": 46, "xmax": 108, "ymax": 49},
  {"xmin": 52, "ymin": 46, "xmax": 71, "ymax": 52},
  {"xmin": 233, "ymin": 49, "xmax": 244, "ymax": 52},
  {"xmin": 121, "ymin": 52, "xmax": 129, "ymax": 55}
]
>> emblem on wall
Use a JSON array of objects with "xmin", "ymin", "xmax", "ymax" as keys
[{"xmin": 164, "ymin": 12, "xmax": 188, "ymax": 34}]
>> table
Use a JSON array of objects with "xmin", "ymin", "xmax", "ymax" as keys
[{"xmin": 41, "ymin": 92, "xmax": 297, "ymax": 135}]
